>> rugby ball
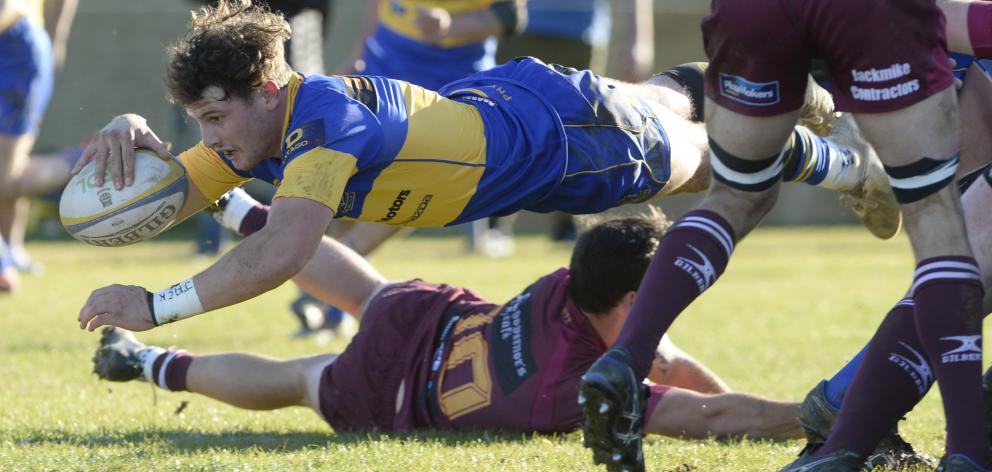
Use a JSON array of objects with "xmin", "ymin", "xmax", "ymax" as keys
[{"xmin": 59, "ymin": 149, "xmax": 188, "ymax": 247}]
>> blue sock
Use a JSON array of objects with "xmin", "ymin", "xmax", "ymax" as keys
[
  {"xmin": 0, "ymin": 236, "xmax": 13, "ymax": 272},
  {"xmin": 324, "ymin": 305, "xmax": 346, "ymax": 328},
  {"xmin": 823, "ymin": 345, "xmax": 868, "ymax": 409},
  {"xmin": 781, "ymin": 126, "xmax": 856, "ymax": 189}
]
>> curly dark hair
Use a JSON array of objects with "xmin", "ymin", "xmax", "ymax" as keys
[
  {"xmin": 568, "ymin": 209, "xmax": 669, "ymax": 314},
  {"xmin": 166, "ymin": 0, "xmax": 293, "ymax": 106}
]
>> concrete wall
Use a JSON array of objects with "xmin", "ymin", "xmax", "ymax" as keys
[{"xmin": 36, "ymin": 0, "xmax": 858, "ymax": 227}]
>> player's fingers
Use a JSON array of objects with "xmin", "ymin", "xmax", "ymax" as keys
[
  {"xmin": 74, "ymin": 142, "xmax": 98, "ymax": 175},
  {"xmin": 142, "ymin": 129, "xmax": 173, "ymax": 161},
  {"xmin": 92, "ymin": 139, "xmax": 110, "ymax": 187},
  {"xmin": 108, "ymin": 141, "xmax": 124, "ymax": 190},
  {"xmin": 121, "ymin": 139, "xmax": 135, "ymax": 187}
]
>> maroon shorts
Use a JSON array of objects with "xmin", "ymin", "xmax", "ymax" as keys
[
  {"xmin": 703, "ymin": 0, "xmax": 953, "ymax": 116},
  {"xmin": 317, "ymin": 280, "xmax": 489, "ymax": 431},
  {"xmin": 970, "ymin": 2, "xmax": 992, "ymax": 60}
]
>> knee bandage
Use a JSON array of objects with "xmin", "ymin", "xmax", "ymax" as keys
[
  {"xmin": 709, "ymin": 136, "xmax": 787, "ymax": 192},
  {"xmin": 658, "ymin": 62, "xmax": 707, "ymax": 122},
  {"xmin": 884, "ymin": 153, "xmax": 960, "ymax": 204}
]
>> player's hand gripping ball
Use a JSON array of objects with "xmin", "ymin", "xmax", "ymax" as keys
[{"xmin": 60, "ymin": 149, "xmax": 187, "ymax": 247}]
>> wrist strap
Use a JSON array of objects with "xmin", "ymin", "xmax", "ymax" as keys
[
  {"xmin": 152, "ymin": 279, "xmax": 204, "ymax": 325},
  {"xmin": 146, "ymin": 290, "xmax": 159, "ymax": 326}
]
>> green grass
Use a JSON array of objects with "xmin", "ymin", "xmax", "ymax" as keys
[{"xmin": 0, "ymin": 228, "xmax": 970, "ymax": 471}]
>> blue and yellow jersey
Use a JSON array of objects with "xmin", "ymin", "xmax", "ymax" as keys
[
  {"xmin": 357, "ymin": 0, "xmax": 509, "ymax": 90},
  {"xmin": 180, "ymin": 58, "xmax": 673, "ymax": 227}
]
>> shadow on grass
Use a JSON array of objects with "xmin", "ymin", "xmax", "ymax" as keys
[{"xmin": 10, "ymin": 428, "xmax": 549, "ymax": 452}]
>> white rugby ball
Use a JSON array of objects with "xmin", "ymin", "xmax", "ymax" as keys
[{"xmin": 60, "ymin": 149, "xmax": 188, "ymax": 247}]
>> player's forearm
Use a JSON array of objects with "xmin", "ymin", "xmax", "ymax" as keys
[
  {"xmin": 645, "ymin": 392, "xmax": 801, "ymax": 440},
  {"xmin": 193, "ymin": 224, "xmax": 310, "ymax": 312}
]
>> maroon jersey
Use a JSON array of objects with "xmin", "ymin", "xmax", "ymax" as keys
[{"xmin": 326, "ymin": 270, "xmax": 670, "ymax": 433}]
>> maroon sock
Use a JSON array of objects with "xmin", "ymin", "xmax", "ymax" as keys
[
  {"xmin": 912, "ymin": 256, "xmax": 989, "ymax": 464},
  {"xmin": 151, "ymin": 350, "xmax": 195, "ymax": 392},
  {"xmin": 817, "ymin": 299, "xmax": 933, "ymax": 457},
  {"xmin": 615, "ymin": 210, "xmax": 735, "ymax": 378},
  {"xmin": 238, "ymin": 204, "xmax": 270, "ymax": 236}
]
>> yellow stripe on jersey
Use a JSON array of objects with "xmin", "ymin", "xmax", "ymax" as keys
[
  {"xmin": 358, "ymin": 83, "xmax": 487, "ymax": 227},
  {"xmin": 280, "ymin": 73, "xmax": 305, "ymax": 141},
  {"xmin": 274, "ymin": 148, "xmax": 357, "ymax": 211},
  {"xmin": 178, "ymin": 143, "xmax": 250, "ymax": 203},
  {"xmin": 378, "ymin": 0, "xmax": 497, "ymax": 47}
]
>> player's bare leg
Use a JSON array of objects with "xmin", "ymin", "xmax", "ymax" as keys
[
  {"xmin": 0, "ymin": 134, "xmax": 36, "ymax": 273},
  {"xmin": 92, "ymin": 327, "xmax": 335, "ymax": 412},
  {"xmin": 0, "ymin": 234, "xmax": 18, "ymax": 293},
  {"xmin": 580, "ymin": 101, "xmax": 799, "ymax": 472},
  {"xmin": 811, "ymin": 87, "xmax": 991, "ymax": 470}
]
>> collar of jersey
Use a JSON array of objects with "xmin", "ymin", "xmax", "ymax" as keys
[{"xmin": 280, "ymin": 73, "xmax": 304, "ymax": 142}]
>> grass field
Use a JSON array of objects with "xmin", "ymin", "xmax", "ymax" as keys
[{"xmin": 0, "ymin": 227, "xmax": 968, "ymax": 471}]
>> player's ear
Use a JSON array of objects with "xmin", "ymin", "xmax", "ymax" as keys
[
  {"xmin": 258, "ymin": 81, "xmax": 281, "ymax": 110},
  {"xmin": 622, "ymin": 291, "xmax": 637, "ymax": 310}
]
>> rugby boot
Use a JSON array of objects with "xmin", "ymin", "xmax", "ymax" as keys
[
  {"xmin": 935, "ymin": 454, "xmax": 992, "ymax": 472},
  {"xmin": 797, "ymin": 380, "xmax": 934, "ymax": 469},
  {"xmin": 579, "ymin": 347, "xmax": 648, "ymax": 472},
  {"xmin": 830, "ymin": 114, "xmax": 902, "ymax": 240},
  {"xmin": 780, "ymin": 446, "xmax": 866, "ymax": 472},
  {"xmin": 798, "ymin": 78, "xmax": 841, "ymax": 137},
  {"xmin": 92, "ymin": 327, "xmax": 146, "ymax": 382}
]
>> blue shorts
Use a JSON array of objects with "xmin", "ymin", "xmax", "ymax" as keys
[
  {"xmin": 440, "ymin": 58, "xmax": 672, "ymax": 220},
  {"xmin": 0, "ymin": 16, "xmax": 53, "ymax": 135},
  {"xmin": 358, "ymin": 25, "xmax": 495, "ymax": 91}
]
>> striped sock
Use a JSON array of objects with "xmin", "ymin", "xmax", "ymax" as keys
[
  {"xmin": 781, "ymin": 126, "xmax": 858, "ymax": 190},
  {"xmin": 140, "ymin": 349, "xmax": 195, "ymax": 391}
]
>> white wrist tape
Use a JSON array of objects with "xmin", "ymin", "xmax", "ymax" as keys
[
  {"xmin": 217, "ymin": 188, "xmax": 256, "ymax": 233},
  {"xmin": 152, "ymin": 279, "xmax": 204, "ymax": 325}
]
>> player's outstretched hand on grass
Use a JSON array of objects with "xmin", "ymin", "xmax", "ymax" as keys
[
  {"xmin": 73, "ymin": 114, "xmax": 172, "ymax": 191},
  {"xmin": 78, "ymin": 284, "xmax": 156, "ymax": 332}
]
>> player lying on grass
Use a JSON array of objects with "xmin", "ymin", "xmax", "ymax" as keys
[
  {"xmin": 74, "ymin": 0, "xmax": 895, "ymax": 334},
  {"xmin": 92, "ymin": 213, "xmax": 802, "ymax": 440}
]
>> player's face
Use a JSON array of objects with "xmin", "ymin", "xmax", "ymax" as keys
[{"xmin": 187, "ymin": 86, "xmax": 281, "ymax": 170}]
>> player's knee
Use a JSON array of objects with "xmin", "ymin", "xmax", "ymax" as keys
[
  {"xmin": 708, "ymin": 136, "xmax": 786, "ymax": 194},
  {"xmin": 885, "ymin": 152, "xmax": 960, "ymax": 204},
  {"xmin": 656, "ymin": 62, "xmax": 707, "ymax": 122}
]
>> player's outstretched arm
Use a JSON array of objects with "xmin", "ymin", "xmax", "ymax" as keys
[
  {"xmin": 72, "ymin": 114, "xmax": 173, "ymax": 190},
  {"xmin": 78, "ymin": 196, "xmax": 331, "ymax": 332},
  {"xmin": 644, "ymin": 389, "xmax": 801, "ymax": 441}
]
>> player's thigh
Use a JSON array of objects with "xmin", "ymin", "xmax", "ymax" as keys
[{"xmin": 854, "ymin": 88, "xmax": 959, "ymax": 169}]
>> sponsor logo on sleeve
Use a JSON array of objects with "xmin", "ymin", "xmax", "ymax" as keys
[
  {"xmin": 282, "ymin": 119, "xmax": 325, "ymax": 162},
  {"xmin": 493, "ymin": 287, "xmax": 537, "ymax": 394},
  {"xmin": 719, "ymin": 73, "xmax": 780, "ymax": 107},
  {"xmin": 849, "ymin": 63, "xmax": 920, "ymax": 102},
  {"xmin": 378, "ymin": 190, "xmax": 411, "ymax": 222}
]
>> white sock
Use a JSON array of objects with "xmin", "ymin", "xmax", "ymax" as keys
[
  {"xmin": 137, "ymin": 346, "xmax": 166, "ymax": 384},
  {"xmin": 214, "ymin": 187, "xmax": 259, "ymax": 233}
]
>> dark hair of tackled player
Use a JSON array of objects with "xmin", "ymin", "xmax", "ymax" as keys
[
  {"xmin": 568, "ymin": 208, "xmax": 669, "ymax": 315},
  {"xmin": 165, "ymin": 0, "xmax": 293, "ymax": 106}
]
